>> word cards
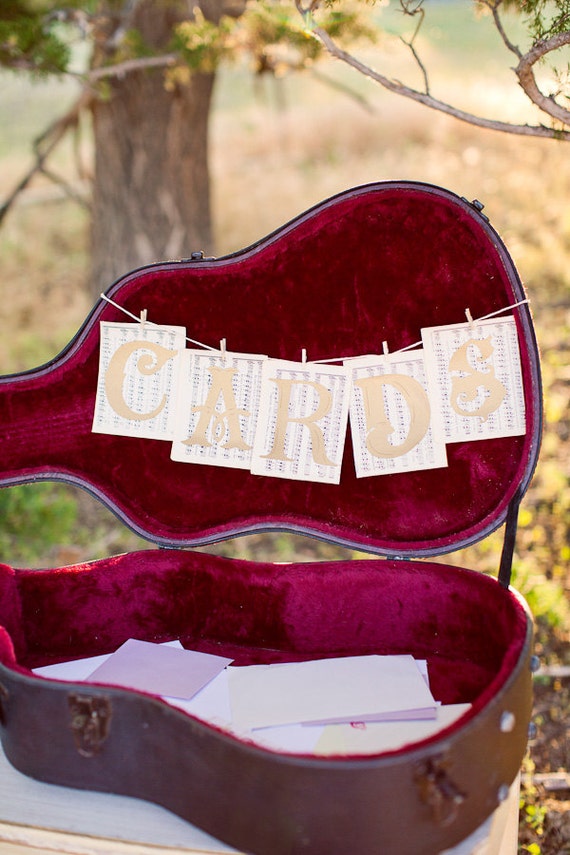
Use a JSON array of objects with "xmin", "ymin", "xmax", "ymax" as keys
[
  {"xmin": 92, "ymin": 315, "xmax": 526, "ymax": 485},
  {"xmin": 171, "ymin": 350, "xmax": 267, "ymax": 471},
  {"xmin": 92, "ymin": 322, "xmax": 186, "ymax": 440},
  {"xmin": 421, "ymin": 317, "xmax": 527, "ymax": 442},
  {"xmin": 251, "ymin": 359, "xmax": 351, "ymax": 484},
  {"xmin": 348, "ymin": 349, "xmax": 448, "ymax": 478}
]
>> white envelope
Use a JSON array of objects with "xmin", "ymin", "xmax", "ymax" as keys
[{"xmin": 228, "ymin": 654, "xmax": 437, "ymax": 731}]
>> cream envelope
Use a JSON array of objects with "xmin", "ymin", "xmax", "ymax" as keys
[{"xmin": 228, "ymin": 654, "xmax": 437, "ymax": 732}]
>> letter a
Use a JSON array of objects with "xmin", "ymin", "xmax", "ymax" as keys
[{"xmin": 184, "ymin": 365, "xmax": 251, "ymax": 451}]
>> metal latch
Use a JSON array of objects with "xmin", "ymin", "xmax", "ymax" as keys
[
  {"xmin": 414, "ymin": 754, "xmax": 466, "ymax": 826},
  {"xmin": 68, "ymin": 693, "xmax": 112, "ymax": 758}
]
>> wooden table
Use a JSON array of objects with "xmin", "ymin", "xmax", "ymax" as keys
[{"xmin": 0, "ymin": 743, "xmax": 519, "ymax": 855}]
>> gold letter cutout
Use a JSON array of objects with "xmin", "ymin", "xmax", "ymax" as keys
[
  {"xmin": 184, "ymin": 365, "xmax": 251, "ymax": 451},
  {"xmin": 105, "ymin": 340, "xmax": 177, "ymax": 421},
  {"xmin": 262, "ymin": 378, "xmax": 336, "ymax": 467},
  {"xmin": 354, "ymin": 374, "xmax": 431, "ymax": 458},
  {"xmin": 449, "ymin": 337, "xmax": 506, "ymax": 421}
]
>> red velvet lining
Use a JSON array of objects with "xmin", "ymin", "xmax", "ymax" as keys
[
  {"xmin": 0, "ymin": 551, "xmax": 528, "ymax": 720},
  {"xmin": 0, "ymin": 182, "xmax": 541, "ymax": 555}
]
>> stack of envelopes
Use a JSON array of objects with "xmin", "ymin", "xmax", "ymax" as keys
[{"xmin": 34, "ymin": 639, "xmax": 471, "ymax": 756}]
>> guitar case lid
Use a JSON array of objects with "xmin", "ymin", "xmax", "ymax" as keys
[{"xmin": 0, "ymin": 181, "xmax": 542, "ymax": 565}]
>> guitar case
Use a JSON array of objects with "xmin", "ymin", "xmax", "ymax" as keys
[{"xmin": 0, "ymin": 182, "xmax": 542, "ymax": 854}]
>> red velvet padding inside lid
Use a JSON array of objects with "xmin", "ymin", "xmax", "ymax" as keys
[{"xmin": 0, "ymin": 182, "xmax": 541, "ymax": 556}]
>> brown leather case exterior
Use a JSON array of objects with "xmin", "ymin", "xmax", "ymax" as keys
[{"xmin": 0, "ymin": 581, "xmax": 534, "ymax": 855}]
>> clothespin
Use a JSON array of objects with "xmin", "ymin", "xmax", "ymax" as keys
[
  {"xmin": 219, "ymin": 338, "xmax": 227, "ymax": 363},
  {"xmin": 139, "ymin": 309, "xmax": 148, "ymax": 330},
  {"xmin": 382, "ymin": 341, "xmax": 390, "ymax": 356},
  {"xmin": 301, "ymin": 348, "xmax": 307, "ymax": 364},
  {"xmin": 465, "ymin": 308, "xmax": 475, "ymax": 332}
]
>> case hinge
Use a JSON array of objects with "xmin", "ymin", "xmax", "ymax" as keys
[
  {"xmin": 181, "ymin": 251, "xmax": 216, "ymax": 262},
  {"xmin": 460, "ymin": 197, "xmax": 490, "ymax": 223},
  {"xmin": 68, "ymin": 693, "xmax": 112, "ymax": 758}
]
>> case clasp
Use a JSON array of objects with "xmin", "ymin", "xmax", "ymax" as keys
[
  {"xmin": 414, "ymin": 754, "xmax": 466, "ymax": 826},
  {"xmin": 68, "ymin": 693, "xmax": 112, "ymax": 758}
]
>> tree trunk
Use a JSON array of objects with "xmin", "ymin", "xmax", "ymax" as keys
[{"xmin": 89, "ymin": 1, "xmax": 221, "ymax": 297}]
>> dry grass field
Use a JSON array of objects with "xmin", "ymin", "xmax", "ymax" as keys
[{"xmin": 0, "ymin": 5, "xmax": 569, "ymax": 850}]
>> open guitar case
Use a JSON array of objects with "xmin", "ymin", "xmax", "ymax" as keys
[{"xmin": 0, "ymin": 181, "xmax": 542, "ymax": 854}]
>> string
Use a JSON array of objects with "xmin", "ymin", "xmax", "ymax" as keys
[
  {"xmin": 100, "ymin": 293, "xmax": 218, "ymax": 352},
  {"xmin": 314, "ymin": 299, "xmax": 529, "ymax": 363},
  {"xmin": 100, "ymin": 293, "xmax": 530, "ymax": 364},
  {"xmin": 479, "ymin": 299, "xmax": 529, "ymax": 322}
]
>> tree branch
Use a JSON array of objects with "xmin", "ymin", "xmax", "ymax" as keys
[
  {"xmin": 37, "ymin": 166, "xmax": 90, "ymax": 210},
  {"xmin": 480, "ymin": 0, "xmax": 522, "ymax": 60},
  {"xmin": 0, "ymin": 90, "xmax": 92, "ymax": 226},
  {"xmin": 400, "ymin": 35, "xmax": 430, "ymax": 96},
  {"xmin": 307, "ymin": 22, "xmax": 570, "ymax": 142},
  {"xmin": 515, "ymin": 31, "xmax": 570, "ymax": 126},
  {"xmin": 398, "ymin": 0, "xmax": 430, "ymax": 95},
  {"xmin": 310, "ymin": 67, "xmax": 375, "ymax": 112},
  {"xmin": 86, "ymin": 53, "xmax": 178, "ymax": 83}
]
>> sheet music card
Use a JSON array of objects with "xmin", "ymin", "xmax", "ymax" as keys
[
  {"xmin": 347, "ymin": 351, "xmax": 448, "ymax": 478},
  {"xmin": 251, "ymin": 359, "xmax": 351, "ymax": 484},
  {"xmin": 93, "ymin": 322, "xmax": 186, "ymax": 440},
  {"xmin": 171, "ymin": 350, "xmax": 267, "ymax": 470},
  {"xmin": 421, "ymin": 315, "xmax": 526, "ymax": 443}
]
